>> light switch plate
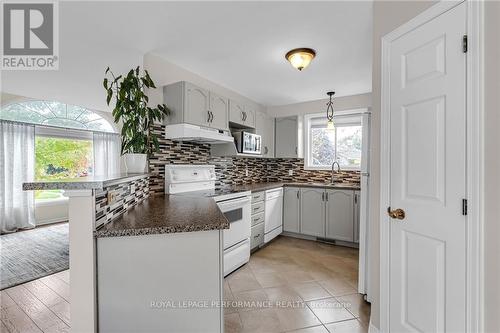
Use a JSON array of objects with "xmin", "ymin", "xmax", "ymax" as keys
[
  {"xmin": 288, "ymin": 170, "xmax": 294, "ymax": 176},
  {"xmin": 130, "ymin": 184, "xmax": 136, "ymax": 193}
]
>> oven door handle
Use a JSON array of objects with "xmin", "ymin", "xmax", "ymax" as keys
[{"xmin": 218, "ymin": 197, "xmax": 251, "ymax": 211}]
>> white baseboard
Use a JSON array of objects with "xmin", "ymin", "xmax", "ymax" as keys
[
  {"xmin": 368, "ymin": 318, "xmax": 381, "ymax": 333},
  {"xmin": 36, "ymin": 217, "xmax": 68, "ymax": 226},
  {"xmin": 281, "ymin": 231, "xmax": 317, "ymax": 241}
]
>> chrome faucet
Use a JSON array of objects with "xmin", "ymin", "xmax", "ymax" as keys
[{"xmin": 331, "ymin": 161, "xmax": 341, "ymax": 184}]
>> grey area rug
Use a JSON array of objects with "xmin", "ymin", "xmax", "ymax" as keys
[{"xmin": 0, "ymin": 223, "xmax": 69, "ymax": 290}]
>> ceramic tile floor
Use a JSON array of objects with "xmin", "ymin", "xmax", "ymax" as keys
[{"xmin": 224, "ymin": 236, "xmax": 370, "ymax": 333}]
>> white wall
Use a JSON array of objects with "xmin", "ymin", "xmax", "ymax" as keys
[
  {"xmin": 144, "ymin": 53, "xmax": 265, "ymax": 113},
  {"xmin": 266, "ymin": 93, "xmax": 371, "ymax": 118},
  {"xmin": 484, "ymin": 2, "xmax": 500, "ymax": 332},
  {"xmin": 370, "ymin": 0, "xmax": 436, "ymax": 330}
]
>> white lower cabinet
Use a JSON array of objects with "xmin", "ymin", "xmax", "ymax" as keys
[
  {"xmin": 325, "ymin": 189, "xmax": 354, "ymax": 242},
  {"xmin": 299, "ymin": 188, "xmax": 325, "ymax": 237},
  {"xmin": 251, "ymin": 222, "xmax": 264, "ymax": 250},
  {"xmin": 282, "ymin": 186, "xmax": 360, "ymax": 243},
  {"xmin": 250, "ymin": 191, "xmax": 265, "ymax": 250},
  {"xmin": 283, "ymin": 187, "xmax": 300, "ymax": 233}
]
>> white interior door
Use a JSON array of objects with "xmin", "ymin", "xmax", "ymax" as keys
[{"xmin": 388, "ymin": 3, "xmax": 466, "ymax": 332}]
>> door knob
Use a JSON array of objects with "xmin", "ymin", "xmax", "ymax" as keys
[{"xmin": 387, "ymin": 207, "xmax": 405, "ymax": 220}]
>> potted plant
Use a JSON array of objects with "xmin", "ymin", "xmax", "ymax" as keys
[{"xmin": 103, "ymin": 66, "xmax": 169, "ymax": 173}]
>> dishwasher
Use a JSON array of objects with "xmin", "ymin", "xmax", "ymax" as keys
[{"xmin": 264, "ymin": 187, "xmax": 283, "ymax": 243}]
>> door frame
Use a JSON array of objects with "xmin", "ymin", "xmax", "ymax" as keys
[{"xmin": 379, "ymin": 1, "xmax": 484, "ymax": 332}]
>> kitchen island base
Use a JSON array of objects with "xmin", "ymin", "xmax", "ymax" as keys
[{"xmin": 97, "ymin": 230, "xmax": 224, "ymax": 333}]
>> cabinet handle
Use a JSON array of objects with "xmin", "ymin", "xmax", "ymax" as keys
[
  {"xmin": 254, "ymin": 234, "xmax": 261, "ymax": 238},
  {"xmin": 354, "ymin": 194, "xmax": 357, "ymax": 204},
  {"xmin": 295, "ymin": 147, "xmax": 298, "ymax": 155},
  {"xmin": 210, "ymin": 111, "xmax": 214, "ymax": 122},
  {"xmin": 207, "ymin": 110, "xmax": 211, "ymax": 123},
  {"xmin": 325, "ymin": 192, "xmax": 329, "ymax": 201},
  {"xmin": 321, "ymin": 192, "xmax": 325, "ymax": 201},
  {"xmin": 296, "ymin": 191, "xmax": 299, "ymax": 199}
]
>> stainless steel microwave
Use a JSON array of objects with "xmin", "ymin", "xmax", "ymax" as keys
[{"xmin": 232, "ymin": 131, "xmax": 262, "ymax": 155}]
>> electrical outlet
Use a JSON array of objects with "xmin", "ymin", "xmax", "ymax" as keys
[
  {"xmin": 107, "ymin": 191, "xmax": 118, "ymax": 204},
  {"xmin": 288, "ymin": 170, "xmax": 294, "ymax": 176},
  {"xmin": 245, "ymin": 168, "xmax": 249, "ymax": 177},
  {"xmin": 130, "ymin": 185, "xmax": 136, "ymax": 193}
]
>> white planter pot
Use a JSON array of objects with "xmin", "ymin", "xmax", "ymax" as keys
[{"xmin": 124, "ymin": 153, "xmax": 147, "ymax": 173}]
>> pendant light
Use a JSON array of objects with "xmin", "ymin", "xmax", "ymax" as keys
[
  {"xmin": 285, "ymin": 48, "xmax": 316, "ymax": 71},
  {"xmin": 326, "ymin": 91, "xmax": 335, "ymax": 129}
]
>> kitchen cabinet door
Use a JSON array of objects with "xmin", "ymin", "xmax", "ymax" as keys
[
  {"xmin": 255, "ymin": 111, "xmax": 275, "ymax": 157},
  {"xmin": 185, "ymin": 82, "xmax": 210, "ymax": 127},
  {"xmin": 353, "ymin": 190, "xmax": 360, "ymax": 243},
  {"xmin": 244, "ymin": 105, "xmax": 256, "ymax": 129},
  {"xmin": 209, "ymin": 92, "xmax": 229, "ymax": 130},
  {"xmin": 275, "ymin": 116, "xmax": 298, "ymax": 158},
  {"xmin": 300, "ymin": 188, "xmax": 325, "ymax": 237},
  {"xmin": 283, "ymin": 187, "xmax": 300, "ymax": 233},
  {"xmin": 325, "ymin": 189, "xmax": 354, "ymax": 242},
  {"xmin": 229, "ymin": 99, "xmax": 245, "ymax": 126}
]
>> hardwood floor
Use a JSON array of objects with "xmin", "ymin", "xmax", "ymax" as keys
[
  {"xmin": 1, "ymin": 271, "xmax": 70, "ymax": 333},
  {"xmin": 0, "ymin": 236, "xmax": 369, "ymax": 333}
]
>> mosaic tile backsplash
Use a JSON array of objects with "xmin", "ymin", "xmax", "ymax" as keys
[
  {"xmin": 149, "ymin": 124, "xmax": 360, "ymax": 194},
  {"xmin": 95, "ymin": 177, "xmax": 150, "ymax": 228}
]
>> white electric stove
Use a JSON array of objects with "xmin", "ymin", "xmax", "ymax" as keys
[{"xmin": 164, "ymin": 164, "xmax": 251, "ymax": 276}]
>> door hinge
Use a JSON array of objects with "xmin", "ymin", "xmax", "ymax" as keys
[
  {"xmin": 462, "ymin": 35, "xmax": 468, "ymax": 53},
  {"xmin": 462, "ymin": 199, "xmax": 468, "ymax": 216}
]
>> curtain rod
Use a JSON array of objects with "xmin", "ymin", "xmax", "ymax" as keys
[{"xmin": 0, "ymin": 119, "xmax": 119, "ymax": 136}]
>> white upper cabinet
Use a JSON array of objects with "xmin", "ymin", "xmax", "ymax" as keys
[
  {"xmin": 244, "ymin": 105, "xmax": 256, "ymax": 128},
  {"xmin": 325, "ymin": 189, "xmax": 354, "ymax": 242},
  {"xmin": 283, "ymin": 187, "xmax": 300, "ymax": 233},
  {"xmin": 275, "ymin": 116, "xmax": 303, "ymax": 158},
  {"xmin": 185, "ymin": 82, "xmax": 210, "ymax": 127},
  {"xmin": 163, "ymin": 81, "xmax": 229, "ymax": 131},
  {"xmin": 300, "ymin": 188, "xmax": 325, "ymax": 237},
  {"xmin": 209, "ymin": 92, "xmax": 229, "ymax": 131},
  {"xmin": 229, "ymin": 99, "xmax": 255, "ymax": 129},
  {"xmin": 255, "ymin": 110, "xmax": 274, "ymax": 157}
]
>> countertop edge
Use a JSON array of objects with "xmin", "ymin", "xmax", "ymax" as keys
[
  {"xmin": 94, "ymin": 221, "xmax": 230, "ymax": 238},
  {"xmin": 233, "ymin": 182, "xmax": 361, "ymax": 192},
  {"xmin": 23, "ymin": 173, "xmax": 150, "ymax": 191}
]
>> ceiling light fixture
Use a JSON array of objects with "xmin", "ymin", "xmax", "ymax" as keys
[
  {"xmin": 285, "ymin": 48, "xmax": 316, "ymax": 71},
  {"xmin": 326, "ymin": 91, "xmax": 335, "ymax": 130}
]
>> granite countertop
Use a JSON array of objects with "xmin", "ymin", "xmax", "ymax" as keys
[
  {"xmin": 95, "ymin": 194, "xmax": 229, "ymax": 238},
  {"xmin": 233, "ymin": 181, "xmax": 361, "ymax": 192},
  {"xmin": 23, "ymin": 173, "xmax": 150, "ymax": 191}
]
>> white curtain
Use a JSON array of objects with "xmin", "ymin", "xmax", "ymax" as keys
[
  {"xmin": 0, "ymin": 121, "xmax": 35, "ymax": 234},
  {"xmin": 93, "ymin": 132, "xmax": 121, "ymax": 177}
]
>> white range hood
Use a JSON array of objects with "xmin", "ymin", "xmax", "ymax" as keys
[{"xmin": 164, "ymin": 123, "xmax": 234, "ymax": 144}]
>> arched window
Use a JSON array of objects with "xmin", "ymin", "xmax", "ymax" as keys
[{"xmin": 0, "ymin": 100, "xmax": 115, "ymax": 133}]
